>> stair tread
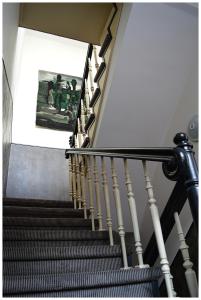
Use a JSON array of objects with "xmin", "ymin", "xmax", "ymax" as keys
[
  {"xmin": 4, "ymin": 240, "xmax": 110, "ymax": 247},
  {"xmin": 3, "ymin": 198, "xmax": 73, "ymax": 208},
  {"xmin": 3, "ymin": 228, "xmax": 112, "ymax": 241},
  {"xmin": 3, "ymin": 267, "xmax": 162, "ymax": 295},
  {"xmin": 4, "ymin": 257, "xmax": 123, "ymax": 275},
  {"xmin": 3, "ymin": 217, "xmax": 98, "ymax": 228},
  {"xmin": 4, "ymin": 245, "xmax": 124, "ymax": 260},
  {"xmin": 3, "ymin": 206, "xmax": 89, "ymax": 218}
]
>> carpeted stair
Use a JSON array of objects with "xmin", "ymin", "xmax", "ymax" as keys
[{"xmin": 3, "ymin": 198, "xmax": 162, "ymax": 297}]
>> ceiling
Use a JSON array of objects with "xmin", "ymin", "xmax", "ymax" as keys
[{"xmin": 19, "ymin": 3, "xmax": 113, "ymax": 45}]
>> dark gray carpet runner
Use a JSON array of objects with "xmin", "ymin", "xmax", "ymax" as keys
[{"xmin": 3, "ymin": 198, "xmax": 162, "ymax": 297}]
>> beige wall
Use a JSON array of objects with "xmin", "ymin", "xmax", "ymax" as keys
[{"xmin": 19, "ymin": 3, "xmax": 113, "ymax": 45}]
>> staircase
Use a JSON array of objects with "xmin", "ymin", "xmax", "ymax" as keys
[{"xmin": 3, "ymin": 198, "xmax": 161, "ymax": 297}]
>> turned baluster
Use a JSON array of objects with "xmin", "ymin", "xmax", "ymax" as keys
[
  {"xmin": 80, "ymin": 155, "xmax": 87, "ymax": 219},
  {"xmin": 85, "ymin": 79, "xmax": 92, "ymax": 119},
  {"xmin": 80, "ymin": 99, "xmax": 86, "ymax": 136},
  {"xmin": 101, "ymin": 157, "xmax": 114, "ymax": 246},
  {"xmin": 93, "ymin": 156, "xmax": 103, "ymax": 231},
  {"xmin": 111, "ymin": 158, "xmax": 129, "ymax": 269},
  {"xmin": 174, "ymin": 212, "xmax": 198, "ymax": 297},
  {"xmin": 93, "ymin": 45, "xmax": 99, "ymax": 71},
  {"xmin": 88, "ymin": 58, "xmax": 94, "ymax": 95},
  {"xmin": 68, "ymin": 155, "xmax": 73, "ymax": 202},
  {"xmin": 74, "ymin": 135, "xmax": 78, "ymax": 148},
  {"xmin": 72, "ymin": 155, "xmax": 77, "ymax": 209},
  {"xmin": 75, "ymin": 154, "xmax": 82, "ymax": 209},
  {"xmin": 77, "ymin": 118, "xmax": 84, "ymax": 147},
  {"xmin": 124, "ymin": 159, "xmax": 148, "ymax": 268},
  {"xmin": 86, "ymin": 156, "xmax": 95, "ymax": 231},
  {"xmin": 142, "ymin": 160, "xmax": 175, "ymax": 297}
]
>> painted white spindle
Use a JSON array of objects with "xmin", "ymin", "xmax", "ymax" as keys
[
  {"xmin": 80, "ymin": 100, "xmax": 86, "ymax": 135},
  {"xmin": 111, "ymin": 158, "xmax": 129, "ymax": 269},
  {"xmin": 93, "ymin": 156, "xmax": 103, "ymax": 231},
  {"xmin": 85, "ymin": 79, "xmax": 92, "ymax": 118},
  {"xmin": 77, "ymin": 118, "xmax": 83, "ymax": 147},
  {"xmin": 174, "ymin": 212, "xmax": 198, "ymax": 297},
  {"xmin": 75, "ymin": 155, "xmax": 82, "ymax": 209},
  {"xmin": 80, "ymin": 155, "xmax": 87, "ymax": 219},
  {"xmin": 93, "ymin": 45, "xmax": 99, "ymax": 71},
  {"xmin": 124, "ymin": 159, "xmax": 148, "ymax": 268},
  {"xmin": 72, "ymin": 155, "xmax": 77, "ymax": 209},
  {"xmin": 68, "ymin": 155, "xmax": 73, "ymax": 202},
  {"xmin": 74, "ymin": 135, "xmax": 78, "ymax": 148},
  {"xmin": 86, "ymin": 156, "xmax": 95, "ymax": 231},
  {"xmin": 142, "ymin": 160, "xmax": 174, "ymax": 297},
  {"xmin": 101, "ymin": 157, "xmax": 114, "ymax": 246},
  {"xmin": 88, "ymin": 58, "xmax": 94, "ymax": 95}
]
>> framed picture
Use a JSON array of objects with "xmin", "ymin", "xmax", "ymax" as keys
[{"xmin": 36, "ymin": 70, "xmax": 82, "ymax": 131}]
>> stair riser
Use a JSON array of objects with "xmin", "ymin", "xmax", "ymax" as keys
[
  {"xmin": 4, "ymin": 217, "xmax": 98, "ymax": 228},
  {"xmin": 3, "ymin": 229, "xmax": 110, "ymax": 241},
  {"xmin": 3, "ymin": 206, "xmax": 87, "ymax": 218},
  {"xmin": 3, "ymin": 198, "xmax": 74, "ymax": 208},
  {"xmin": 4, "ymin": 258, "xmax": 122, "ymax": 275},
  {"xmin": 4, "ymin": 240, "xmax": 110, "ymax": 247},
  {"xmin": 4, "ymin": 245, "xmax": 122, "ymax": 261},
  {"xmin": 8, "ymin": 282, "xmax": 159, "ymax": 297}
]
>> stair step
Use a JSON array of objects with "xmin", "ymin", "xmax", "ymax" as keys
[
  {"xmin": 4, "ymin": 257, "xmax": 123, "ymax": 275},
  {"xmin": 4, "ymin": 245, "xmax": 123, "ymax": 261},
  {"xmin": 3, "ymin": 206, "xmax": 89, "ymax": 218},
  {"xmin": 94, "ymin": 61, "xmax": 106, "ymax": 82},
  {"xmin": 3, "ymin": 239, "xmax": 111, "ymax": 247},
  {"xmin": 84, "ymin": 113, "xmax": 95, "ymax": 132},
  {"xmin": 99, "ymin": 31, "xmax": 112, "ymax": 57},
  {"xmin": 3, "ymin": 267, "xmax": 162, "ymax": 296},
  {"xmin": 3, "ymin": 217, "xmax": 98, "ymax": 228},
  {"xmin": 3, "ymin": 229, "xmax": 112, "ymax": 241},
  {"xmin": 3, "ymin": 198, "xmax": 74, "ymax": 208}
]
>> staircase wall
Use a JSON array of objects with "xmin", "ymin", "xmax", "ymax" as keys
[
  {"xmin": 3, "ymin": 3, "xmax": 20, "ymax": 196},
  {"xmin": 6, "ymin": 144, "xmax": 69, "ymax": 201}
]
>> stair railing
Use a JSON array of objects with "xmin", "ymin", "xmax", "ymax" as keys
[
  {"xmin": 70, "ymin": 4, "xmax": 120, "ymax": 148},
  {"xmin": 65, "ymin": 132, "xmax": 198, "ymax": 297}
]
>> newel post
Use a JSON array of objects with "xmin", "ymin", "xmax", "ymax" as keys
[
  {"xmin": 163, "ymin": 133, "xmax": 198, "ymax": 230},
  {"xmin": 174, "ymin": 133, "xmax": 198, "ymax": 230}
]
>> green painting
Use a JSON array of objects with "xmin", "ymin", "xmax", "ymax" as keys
[{"xmin": 36, "ymin": 70, "xmax": 82, "ymax": 131}]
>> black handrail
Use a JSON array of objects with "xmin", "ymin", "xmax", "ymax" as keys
[
  {"xmin": 66, "ymin": 133, "xmax": 198, "ymax": 231},
  {"xmin": 72, "ymin": 43, "xmax": 93, "ymax": 138}
]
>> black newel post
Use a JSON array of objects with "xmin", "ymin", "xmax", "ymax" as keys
[{"xmin": 174, "ymin": 133, "xmax": 198, "ymax": 230}]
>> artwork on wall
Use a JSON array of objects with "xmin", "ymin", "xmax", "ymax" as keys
[{"xmin": 36, "ymin": 70, "xmax": 82, "ymax": 131}]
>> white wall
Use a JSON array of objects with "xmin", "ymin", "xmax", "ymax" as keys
[
  {"xmin": 3, "ymin": 3, "xmax": 20, "ymax": 95},
  {"xmin": 12, "ymin": 28, "xmax": 88, "ymax": 149},
  {"xmin": 94, "ymin": 3, "xmax": 198, "ymax": 239}
]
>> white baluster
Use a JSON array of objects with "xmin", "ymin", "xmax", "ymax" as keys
[
  {"xmin": 101, "ymin": 157, "xmax": 114, "ymax": 246},
  {"xmin": 86, "ymin": 156, "xmax": 95, "ymax": 231},
  {"xmin": 68, "ymin": 155, "xmax": 73, "ymax": 202},
  {"xmin": 75, "ymin": 154, "xmax": 82, "ymax": 209},
  {"xmin": 174, "ymin": 212, "xmax": 198, "ymax": 297},
  {"xmin": 93, "ymin": 45, "xmax": 99, "ymax": 71},
  {"xmin": 77, "ymin": 118, "xmax": 83, "ymax": 147},
  {"xmin": 124, "ymin": 159, "xmax": 148, "ymax": 268},
  {"xmin": 88, "ymin": 58, "xmax": 94, "ymax": 95},
  {"xmin": 72, "ymin": 155, "xmax": 77, "ymax": 209},
  {"xmin": 74, "ymin": 135, "xmax": 78, "ymax": 148},
  {"xmin": 93, "ymin": 156, "xmax": 103, "ymax": 231},
  {"xmin": 111, "ymin": 158, "xmax": 129, "ymax": 269},
  {"xmin": 85, "ymin": 79, "xmax": 92, "ymax": 119},
  {"xmin": 142, "ymin": 160, "xmax": 174, "ymax": 297},
  {"xmin": 81, "ymin": 99, "xmax": 86, "ymax": 135},
  {"xmin": 80, "ymin": 155, "xmax": 87, "ymax": 219}
]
